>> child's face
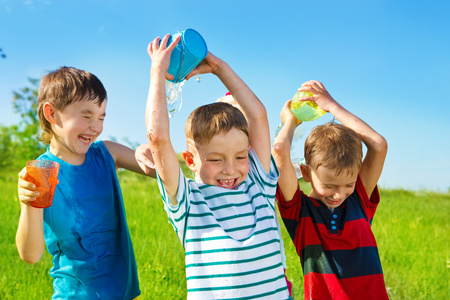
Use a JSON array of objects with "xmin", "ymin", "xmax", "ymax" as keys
[
  {"xmin": 305, "ymin": 165, "xmax": 358, "ymax": 208},
  {"xmin": 50, "ymin": 98, "xmax": 106, "ymax": 163},
  {"xmin": 187, "ymin": 128, "xmax": 250, "ymax": 189}
]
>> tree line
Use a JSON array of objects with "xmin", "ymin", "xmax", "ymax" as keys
[{"xmin": 0, "ymin": 78, "xmax": 47, "ymax": 170}]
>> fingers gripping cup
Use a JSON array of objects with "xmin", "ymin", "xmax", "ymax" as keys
[
  {"xmin": 166, "ymin": 29, "xmax": 208, "ymax": 83},
  {"xmin": 290, "ymin": 91, "xmax": 326, "ymax": 121},
  {"xmin": 26, "ymin": 160, "xmax": 60, "ymax": 208}
]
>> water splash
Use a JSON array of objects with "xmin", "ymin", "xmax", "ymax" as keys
[
  {"xmin": 274, "ymin": 122, "xmax": 284, "ymax": 137},
  {"xmin": 292, "ymin": 158, "xmax": 306, "ymax": 179},
  {"xmin": 166, "ymin": 80, "xmax": 185, "ymax": 118},
  {"xmin": 195, "ymin": 73, "xmax": 201, "ymax": 83}
]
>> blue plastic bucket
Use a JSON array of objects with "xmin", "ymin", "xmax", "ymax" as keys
[{"xmin": 166, "ymin": 29, "xmax": 207, "ymax": 83}]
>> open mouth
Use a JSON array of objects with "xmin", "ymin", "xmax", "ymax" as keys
[
  {"xmin": 79, "ymin": 134, "xmax": 93, "ymax": 144},
  {"xmin": 217, "ymin": 178, "xmax": 238, "ymax": 189}
]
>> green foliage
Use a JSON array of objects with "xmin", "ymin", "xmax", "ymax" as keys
[
  {"xmin": 0, "ymin": 78, "xmax": 47, "ymax": 170},
  {"xmin": 1, "ymin": 169, "xmax": 448, "ymax": 299}
]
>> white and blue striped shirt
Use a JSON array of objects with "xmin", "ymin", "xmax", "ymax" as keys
[{"xmin": 157, "ymin": 148, "xmax": 289, "ymax": 299}]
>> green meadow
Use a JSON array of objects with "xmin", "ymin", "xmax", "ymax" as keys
[{"xmin": 1, "ymin": 169, "xmax": 448, "ymax": 299}]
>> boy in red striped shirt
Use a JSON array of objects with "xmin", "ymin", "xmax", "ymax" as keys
[{"xmin": 272, "ymin": 80, "xmax": 389, "ymax": 299}]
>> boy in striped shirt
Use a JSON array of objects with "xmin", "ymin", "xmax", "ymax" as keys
[
  {"xmin": 143, "ymin": 34, "xmax": 290, "ymax": 299},
  {"xmin": 272, "ymin": 80, "xmax": 389, "ymax": 299}
]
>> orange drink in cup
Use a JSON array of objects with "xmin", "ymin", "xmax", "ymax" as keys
[{"xmin": 26, "ymin": 160, "xmax": 60, "ymax": 208}]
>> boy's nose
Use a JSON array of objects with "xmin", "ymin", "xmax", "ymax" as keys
[
  {"xmin": 333, "ymin": 189, "xmax": 346, "ymax": 201},
  {"xmin": 222, "ymin": 161, "xmax": 236, "ymax": 175},
  {"xmin": 90, "ymin": 121, "xmax": 103, "ymax": 133}
]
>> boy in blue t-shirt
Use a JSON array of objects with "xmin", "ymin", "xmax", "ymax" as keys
[{"xmin": 16, "ymin": 66, "xmax": 155, "ymax": 299}]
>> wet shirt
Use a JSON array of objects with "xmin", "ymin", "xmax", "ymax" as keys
[{"xmin": 40, "ymin": 141, "xmax": 139, "ymax": 300}]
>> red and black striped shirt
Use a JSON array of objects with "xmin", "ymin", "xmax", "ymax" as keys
[{"xmin": 277, "ymin": 176, "xmax": 389, "ymax": 300}]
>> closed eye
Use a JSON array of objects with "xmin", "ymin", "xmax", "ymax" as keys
[{"xmin": 207, "ymin": 158, "xmax": 221, "ymax": 162}]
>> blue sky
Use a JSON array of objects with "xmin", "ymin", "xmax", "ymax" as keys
[{"xmin": 1, "ymin": 0, "xmax": 449, "ymax": 192}]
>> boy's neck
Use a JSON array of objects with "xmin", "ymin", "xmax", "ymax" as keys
[{"xmin": 49, "ymin": 142, "xmax": 87, "ymax": 166}]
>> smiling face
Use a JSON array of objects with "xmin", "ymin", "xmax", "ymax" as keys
[
  {"xmin": 302, "ymin": 165, "xmax": 358, "ymax": 209},
  {"xmin": 184, "ymin": 128, "xmax": 250, "ymax": 189},
  {"xmin": 48, "ymin": 98, "xmax": 106, "ymax": 165}
]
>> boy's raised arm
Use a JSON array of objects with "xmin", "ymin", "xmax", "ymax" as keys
[
  {"xmin": 300, "ymin": 80, "xmax": 388, "ymax": 197},
  {"xmin": 145, "ymin": 34, "xmax": 181, "ymax": 204},
  {"xmin": 272, "ymin": 100, "xmax": 302, "ymax": 201},
  {"xmin": 187, "ymin": 53, "xmax": 272, "ymax": 173}
]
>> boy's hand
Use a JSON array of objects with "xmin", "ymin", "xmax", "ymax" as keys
[
  {"xmin": 18, "ymin": 168, "xmax": 39, "ymax": 205},
  {"xmin": 280, "ymin": 99, "xmax": 302, "ymax": 127},
  {"xmin": 298, "ymin": 80, "xmax": 338, "ymax": 112},
  {"xmin": 135, "ymin": 143, "xmax": 155, "ymax": 174},
  {"xmin": 185, "ymin": 52, "xmax": 224, "ymax": 80},
  {"xmin": 147, "ymin": 34, "xmax": 181, "ymax": 81}
]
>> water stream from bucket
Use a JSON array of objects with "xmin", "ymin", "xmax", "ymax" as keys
[
  {"xmin": 166, "ymin": 74, "xmax": 201, "ymax": 118},
  {"xmin": 166, "ymin": 80, "xmax": 185, "ymax": 118}
]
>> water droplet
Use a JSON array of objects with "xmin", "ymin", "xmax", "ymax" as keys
[{"xmin": 195, "ymin": 73, "xmax": 201, "ymax": 83}]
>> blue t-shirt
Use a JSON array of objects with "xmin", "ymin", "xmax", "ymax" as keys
[{"xmin": 39, "ymin": 141, "xmax": 140, "ymax": 300}]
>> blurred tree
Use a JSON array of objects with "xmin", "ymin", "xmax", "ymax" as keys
[
  {"xmin": 0, "ymin": 78, "xmax": 46, "ymax": 169},
  {"xmin": 0, "ymin": 48, "xmax": 6, "ymax": 59},
  {"xmin": 13, "ymin": 78, "xmax": 40, "ymax": 132}
]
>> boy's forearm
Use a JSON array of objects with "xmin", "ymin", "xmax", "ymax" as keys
[
  {"xmin": 272, "ymin": 120, "xmax": 299, "ymax": 202},
  {"xmin": 328, "ymin": 102, "xmax": 386, "ymax": 152},
  {"xmin": 146, "ymin": 67, "xmax": 170, "ymax": 136},
  {"xmin": 16, "ymin": 205, "xmax": 45, "ymax": 263},
  {"xmin": 274, "ymin": 120, "xmax": 297, "ymax": 151}
]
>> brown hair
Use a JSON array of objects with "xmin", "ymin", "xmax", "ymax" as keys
[
  {"xmin": 304, "ymin": 122, "xmax": 362, "ymax": 176},
  {"xmin": 37, "ymin": 66, "xmax": 107, "ymax": 144},
  {"xmin": 184, "ymin": 102, "xmax": 248, "ymax": 146}
]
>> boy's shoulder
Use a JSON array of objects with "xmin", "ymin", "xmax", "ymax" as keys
[{"xmin": 248, "ymin": 147, "xmax": 279, "ymax": 181}]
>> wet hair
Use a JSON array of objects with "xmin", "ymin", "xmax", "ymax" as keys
[
  {"xmin": 304, "ymin": 122, "xmax": 362, "ymax": 176},
  {"xmin": 185, "ymin": 102, "xmax": 249, "ymax": 146},
  {"xmin": 37, "ymin": 66, "xmax": 107, "ymax": 144}
]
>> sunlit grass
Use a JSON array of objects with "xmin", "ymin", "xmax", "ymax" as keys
[{"xmin": 1, "ymin": 170, "xmax": 448, "ymax": 299}]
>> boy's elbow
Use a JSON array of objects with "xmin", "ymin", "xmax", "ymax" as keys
[
  {"xmin": 255, "ymin": 105, "xmax": 268, "ymax": 122},
  {"xmin": 147, "ymin": 129, "xmax": 171, "ymax": 149},
  {"xmin": 272, "ymin": 141, "xmax": 291, "ymax": 162},
  {"xmin": 18, "ymin": 250, "xmax": 43, "ymax": 264},
  {"xmin": 376, "ymin": 135, "xmax": 388, "ymax": 155}
]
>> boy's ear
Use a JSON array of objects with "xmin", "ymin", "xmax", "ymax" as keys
[
  {"xmin": 182, "ymin": 150, "xmax": 197, "ymax": 172},
  {"xmin": 300, "ymin": 164, "xmax": 312, "ymax": 182},
  {"xmin": 43, "ymin": 102, "xmax": 57, "ymax": 124}
]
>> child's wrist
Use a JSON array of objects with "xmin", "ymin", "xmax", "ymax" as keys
[
  {"xmin": 285, "ymin": 118, "xmax": 299, "ymax": 129},
  {"xmin": 150, "ymin": 65, "xmax": 168, "ymax": 77},
  {"xmin": 212, "ymin": 60, "xmax": 229, "ymax": 76}
]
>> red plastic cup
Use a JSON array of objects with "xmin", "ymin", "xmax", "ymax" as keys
[{"xmin": 26, "ymin": 160, "xmax": 60, "ymax": 208}]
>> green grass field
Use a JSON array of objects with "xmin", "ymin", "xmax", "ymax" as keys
[{"xmin": 1, "ymin": 169, "xmax": 448, "ymax": 299}]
